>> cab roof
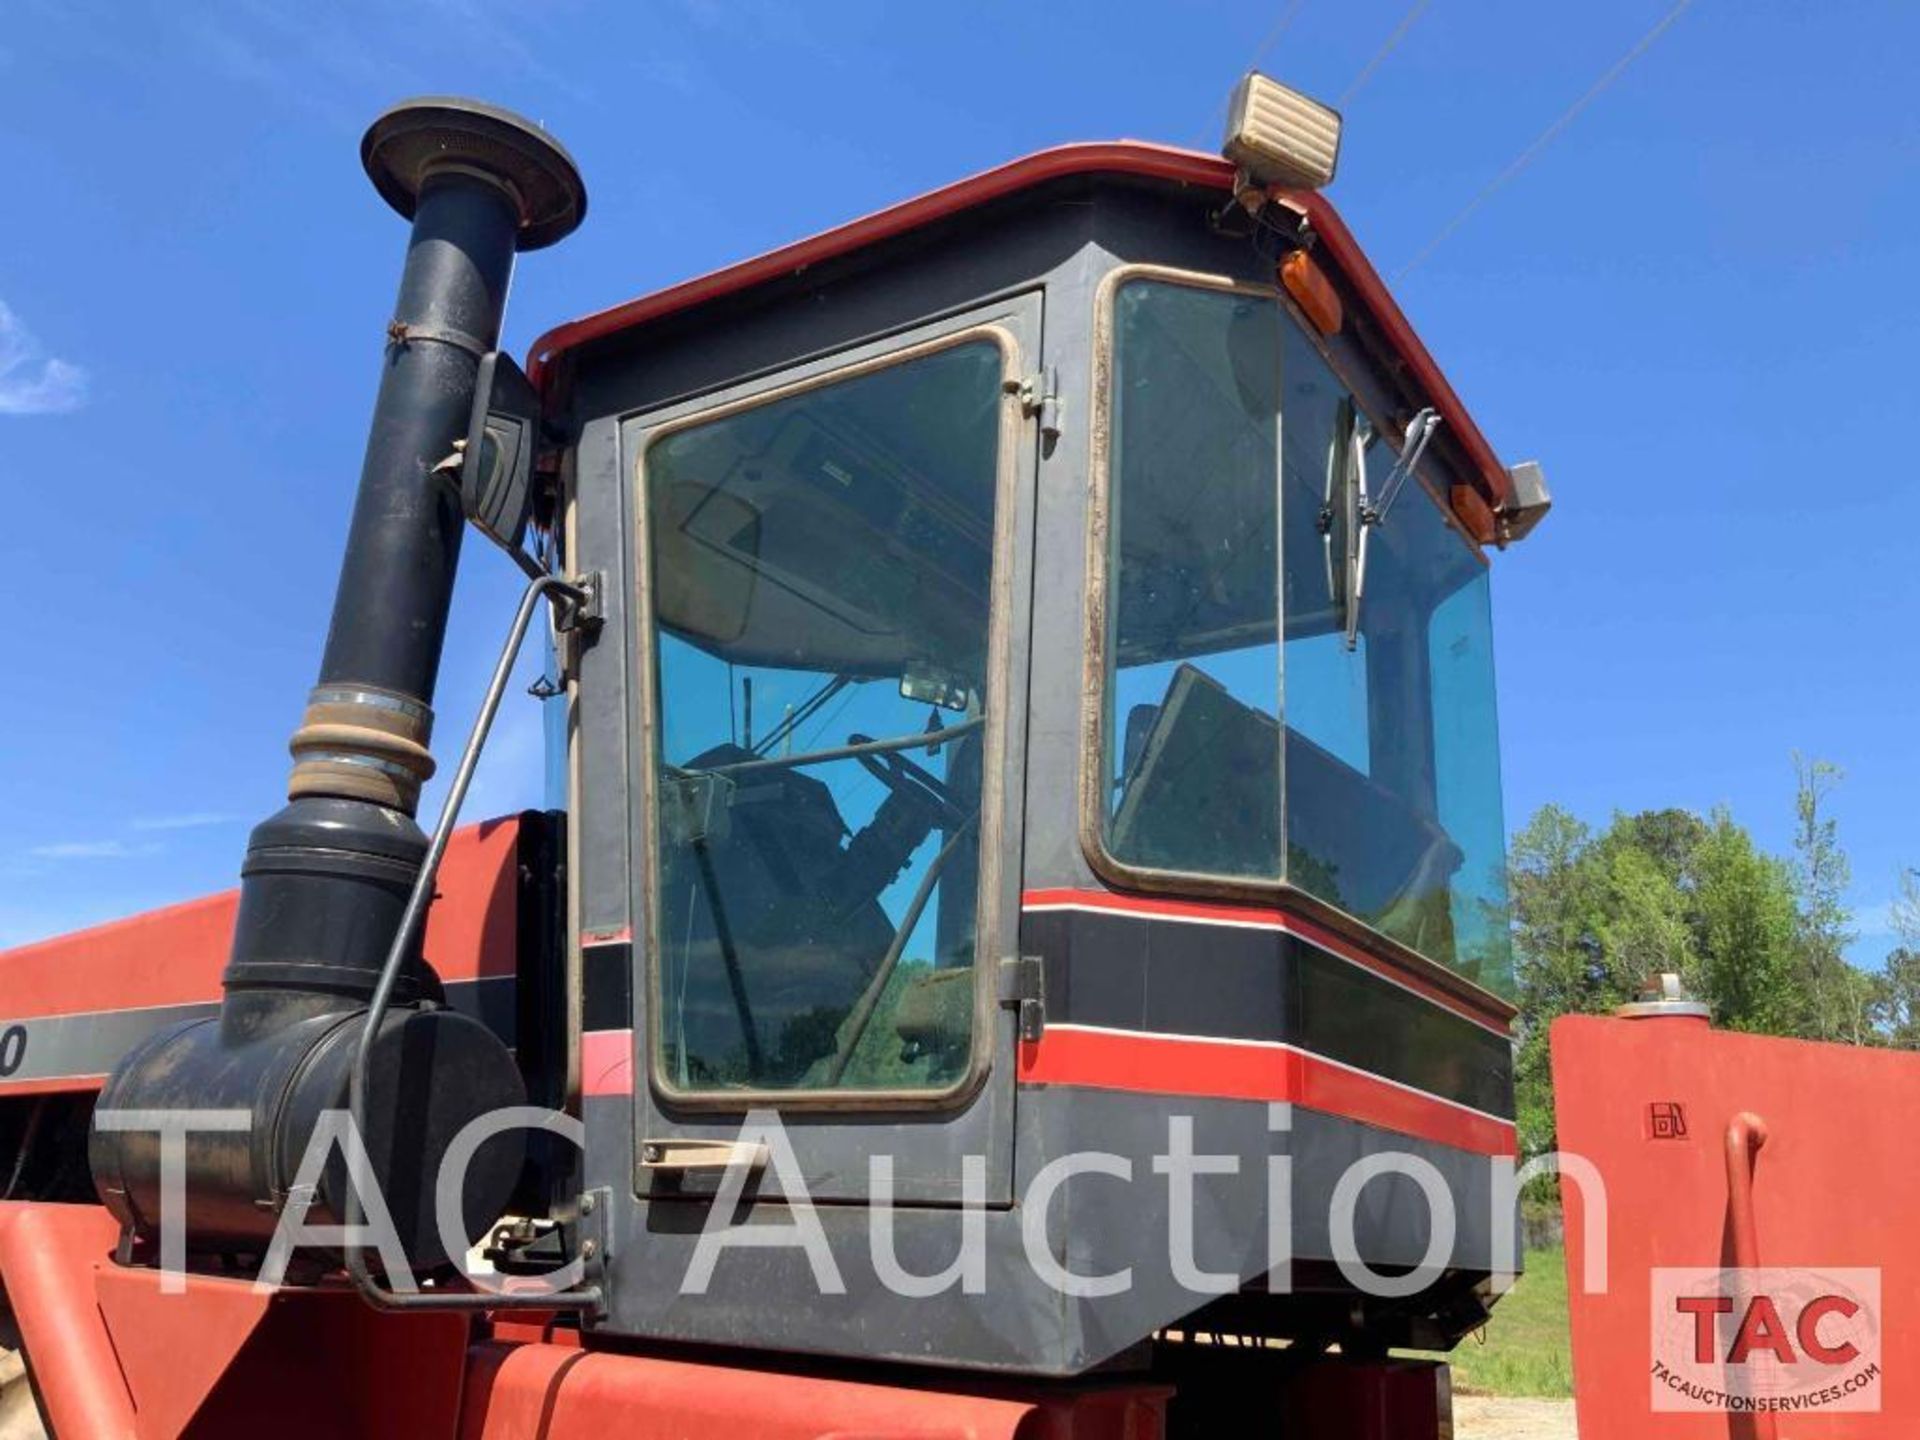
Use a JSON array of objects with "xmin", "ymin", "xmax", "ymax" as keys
[{"xmin": 527, "ymin": 141, "xmax": 1511, "ymax": 508}]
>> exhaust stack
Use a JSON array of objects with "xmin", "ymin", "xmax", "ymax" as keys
[
  {"xmin": 91, "ymin": 100, "xmax": 586, "ymax": 1276},
  {"xmin": 242, "ymin": 98, "xmax": 585, "ymax": 1005}
]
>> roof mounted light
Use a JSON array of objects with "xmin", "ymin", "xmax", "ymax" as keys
[{"xmin": 1222, "ymin": 72, "xmax": 1342, "ymax": 194}]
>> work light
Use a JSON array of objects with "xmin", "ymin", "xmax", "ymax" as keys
[{"xmin": 1221, "ymin": 72, "xmax": 1342, "ymax": 191}]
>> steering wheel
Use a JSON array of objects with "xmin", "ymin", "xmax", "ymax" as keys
[{"xmin": 848, "ymin": 734, "xmax": 966, "ymax": 828}]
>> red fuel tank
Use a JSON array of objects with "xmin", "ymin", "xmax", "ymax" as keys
[{"xmin": 1553, "ymin": 1013, "xmax": 1917, "ymax": 1437}]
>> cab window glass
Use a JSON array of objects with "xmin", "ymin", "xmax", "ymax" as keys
[
  {"xmin": 1103, "ymin": 281, "xmax": 1282, "ymax": 880},
  {"xmin": 1100, "ymin": 277, "xmax": 1512, "ymax": 993},
  {"xmin": 645, "ymin": 340, "xmax": 1004, "ymax": 1092}
]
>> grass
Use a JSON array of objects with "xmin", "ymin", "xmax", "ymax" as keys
[{"xmin": 1426, "ymin": 1247, "xmax": 1575, "ymax": 1398}]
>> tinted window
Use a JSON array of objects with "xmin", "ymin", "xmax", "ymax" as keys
[
  {"xmin": 1099, "ymin": 278, "xmax": 1512, "ymax": 992},
  {"xmin": 645, "ymin": 341, "xmax": 1004, "ymax": 1091},
  {"xmin": 1103, "ymin": 281, "xmax": 1283, "ymax": 880}
]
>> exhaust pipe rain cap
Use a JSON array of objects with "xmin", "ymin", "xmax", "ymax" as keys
[{"xmin": 361, "ymin": 95, "xmax": 587, "ymax": 251}]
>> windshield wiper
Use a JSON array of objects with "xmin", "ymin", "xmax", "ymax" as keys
[{"xmin": 1323, "ymin": 405, "xmax": 1443, "ymax": 651}]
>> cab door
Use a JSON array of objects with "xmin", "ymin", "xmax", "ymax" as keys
[{"xmin": 621, "ymin": 293, "xmax": 1041, "ymax": 1205}]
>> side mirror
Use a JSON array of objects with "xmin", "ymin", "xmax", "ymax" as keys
[{"xmin": 457, "ymin": 351, "xmax": 543, "ymax": 553}]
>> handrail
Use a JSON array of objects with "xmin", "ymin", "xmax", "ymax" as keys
[
  {"xmin": 1724, "ymin": 1111, "xmax": 1769, "ymax": 1271},
  {"xmin": 343, "ymin": 571, "xmax": 603, "ymax": 1314},
  {"xmin": 705, "ymin": 717, "xmax": 984, "ymax": 778},
  {"xmin": 1723, "ymin": 1111, "xmax": 1774, "ymax": 1440}
]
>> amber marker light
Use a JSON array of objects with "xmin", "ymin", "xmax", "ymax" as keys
[{"xmin": 1281, "ymin": 250, "xmax": 1343, "ymax": 336}]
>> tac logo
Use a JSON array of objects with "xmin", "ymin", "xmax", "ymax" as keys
[{"xmin": 1651, "ymin": 1267, "xmax": 1882, "ymax": 1414}]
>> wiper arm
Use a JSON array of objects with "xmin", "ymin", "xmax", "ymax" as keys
[
  {"xmin": 1337, "ymin": 406, "xmax": 1443, "ymax": 651},
  {"xmin": 1366, "ymin": 406, "xmax": 1443, "ymax": 529}
]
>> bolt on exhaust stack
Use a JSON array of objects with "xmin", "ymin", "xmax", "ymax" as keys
[
  {"xmin": 228, "ymin": 99, "xmax": 586, "ymax": 1014},
  {"xmin": 91, "ymin": 100, "xmax": 587, "ymax": 1278}
]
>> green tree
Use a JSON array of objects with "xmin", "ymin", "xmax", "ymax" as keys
[
  {"xmin": 1877, "ymin": 948, "xmax": 1920, "ymax": 1048},
  {"xmin": 1508, "ymin": 806, "xmax": 1600, "ymax": 1157},
  {"xmin": 1893, "ymin": 867, "xmax": 1920, "ymax": 948},
  {"xmin": 1509, "ymin": 791, "xmax": 1832, "ymax": 1154},
  {"xmin": 1510, "ymin": 762, "xmax": 1893, "ymax": 1161},
  {"xmin": 1508, "ymin": 806, "xmax": 1696, "ymax": 1155},
  {"xmin": 1790, "ymin": 754, "xmax": 1870, "ymax": 1044},
  {"xmin": 1613, "ymin": 807, "xmax": 1710, "ymax": 887},
  {"xmin": 1589, "ymin": 838, "xmax": 1696, "ymax": 987},
  {"xmin": 1688, "ymin": 812, "xmax": 1803, "ymax": 1035},
  {"xmin": 1874, "ymin": 869, "xmax": 1920, "ymax": 1048}
]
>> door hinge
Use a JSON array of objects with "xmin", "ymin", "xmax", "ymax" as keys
[
  {"xmin": 996, "ymin": 954, "xmax": 1046, "ymax": 1042},
  {"xmin": 1007, "ymin": 368, "xmax": 1062, "ymax": 448},
  {"xmin": 576, "ymin": 1184, "xmax": 612, "ymax": 1280}
]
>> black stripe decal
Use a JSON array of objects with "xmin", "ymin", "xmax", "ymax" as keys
[
  {"xmin": 1019, "ymin": 907, "xmax": 1513, "ymax": 1119},
  {"xmin": 582, "ymin": 940, "xmax": 632, "ymax": 1033},
  {"xmin": 0, "ymin": 976, "xmax": 519, "ymax": 1093}
]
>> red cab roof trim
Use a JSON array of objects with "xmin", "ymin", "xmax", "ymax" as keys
[{"xmin": 527, "ymin": 141, "xmax": 1509, "ymax": 506}]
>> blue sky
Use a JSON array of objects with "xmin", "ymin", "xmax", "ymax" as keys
[{"xmin": 1, "ymin": 1, "xmax": 1915, "ymax": 960}]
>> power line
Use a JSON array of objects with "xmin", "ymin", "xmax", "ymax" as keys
[
  {"xmin": 1396, "ymin": 0, "xmax": 1697, "ymax": 280},
  {"xmin": 1249, "ymin": 0, "xmax": 1308, "ymax": 73},
  {"xmin": 1197, "ymin": 0, "xmax": 1310, "ymax": 150},
  {"xmin": 1340, "ymin": 0, "xmax": 1431, "ymax": 107}
]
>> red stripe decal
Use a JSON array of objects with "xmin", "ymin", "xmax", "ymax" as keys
[
  {"xmin": 582, "ymin": 1027, "xmax": 633, "ymax": 1098},
  {"xmin": 579, "ymin": 1025, "xmax": 1509, "ymax": 1154},
  {"xmin": 1019, "ymin": 1026, "xmax": 1515, "ymax": 1156},
  {"xmin": 0, "ymin": 1075, "xmax": 106, "ymax": 1098},
  {"xmin": 1021, "ymin": 887, "xmax": 1512, "ymax": 1035}
]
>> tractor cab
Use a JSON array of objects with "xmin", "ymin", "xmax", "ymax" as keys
[
  {"xmin": 39, "ymin": 81, "xmax": 1552, "ymax": 1428},
  {"xmin": 529, "ymin": 78, "xmax": 1548, "ymax": 1373}
]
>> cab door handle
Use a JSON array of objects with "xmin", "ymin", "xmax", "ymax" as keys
[{"xmin": 639, "ymin": 1138, "xmax": 769, "ymax": 1173}]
